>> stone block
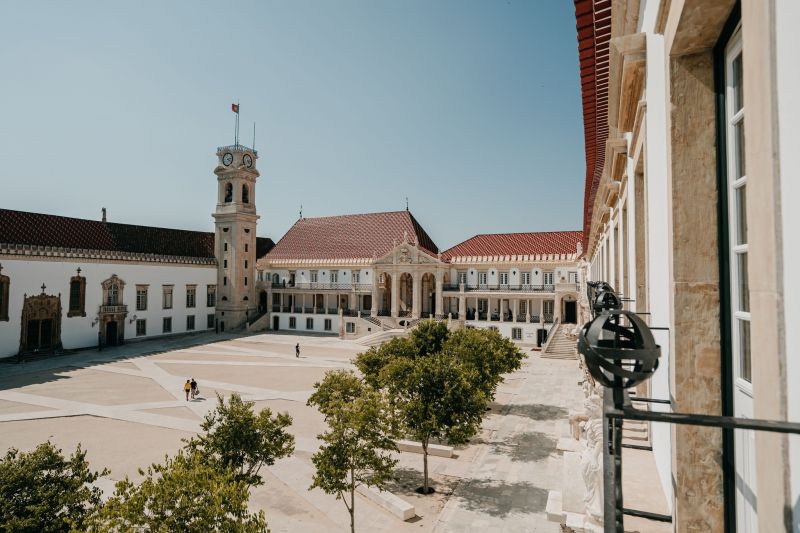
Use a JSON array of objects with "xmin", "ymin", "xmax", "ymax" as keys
[
  {"xmin": 545, "ymin": 490, "xmax": 564, "ymax": 522},
  {"xmin": 562, "ymin": 451, "xmax": 585, "ymax": 514},
  {"xmin": 355, "ymin": 485, "xmax": 416, "ymax": 521},
  {"xmin": 396, "ymin": 439, "xmax": 454, "ymax": 458}
]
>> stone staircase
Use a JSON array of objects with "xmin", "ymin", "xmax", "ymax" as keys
[
  {"xmin": 541, "ymin": 324, "xmax": 578, "ymax": 360},
  {"xmin": 355, "ymin": 328, "xmax": 407, "ymax": 346}
]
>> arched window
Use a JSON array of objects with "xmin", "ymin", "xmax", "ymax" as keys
[
  {"xmin": 224, "ymin": 183, "xmax": 233, "ymax": 203},
  {"xmin": 242, "ymin": 184, "xmax": 249, "ymax": 204}
]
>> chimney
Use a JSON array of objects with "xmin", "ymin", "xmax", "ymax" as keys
[{"xmin": 101, "ymin": 207, "xmax": 107, "ymax": 223}]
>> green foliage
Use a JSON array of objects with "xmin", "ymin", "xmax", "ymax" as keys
[
  {"xmin": 307, "ymin": 370, "xmax": 399, "ymax": 533},
  {"xmin": 353, "ymin": 336, "xmax": 416, "ymax": 387},
  {"xmin": 0, "ymin": 441, "xmax": 108, "ymax": 533},
  {"xmin": 408, "ymin": 320, "xmax": 449, "ymax": 357},
  {"xmin": 383, "ymin": 353, "xmax": 487, "ymax": 491},
  {"xmin": 87, "ymin": 451, "xmax": 268, "ymax": 532},
  {"xmin": 442, "ymin": 327, "xmax": 525, "ymax": 398},
  {"xmin": 185, "ymin": 393, "xmax": 295, "ymax": 489}
]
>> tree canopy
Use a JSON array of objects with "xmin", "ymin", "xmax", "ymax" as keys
[
  {"xmin": 87, "ymin": 451, "xmax": 268, "ymax": 532},
  {"xmin": 307, "ymin": 370, "xmax": 399, "ymax": 533},
  {"xmin": 0, "ymin": 442, "xmax": 107, "ymax": 533},
  {"xmin": 185, "ymin": 392, "xmax": 295, "ymax": 488}
]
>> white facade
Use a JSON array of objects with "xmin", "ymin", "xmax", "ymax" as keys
[{"xmin": 0, "ymin": 257, "xmax": 216, "ymax": 357}]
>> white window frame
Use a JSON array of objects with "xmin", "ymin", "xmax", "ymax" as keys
[
  {"xmin": 458, "ymin": 271, "xmax": 467, "ymax": 285},
  {"xmin": 310, "ymin": 270, "xmax": 318, "ymax": 283},
  {"xmin": 511, "ymin": 327, "xmax": 522, "ymax": 340},
  {"xmin": 499, "ymin": 272, "xmax": 509, "ymax": 285},
  {"xmin": 478, "ymin": 272, "xmax": 488, "ymax": 285},
  {"xmin": 162, "ymin": 286, "xmax": 173, "ymax": 310},
  {"xmin": 521, "ymin": 272, "xmax": 531, "ymax": 285},
  {"xmin": 543, "ymin": 271, "xmax": 554, "ymax": 286},
  {"xmin": 352, "ymin": 271, "xmax": 360, "ymax": 283},
  {"xmin": 330, "ymin": 271, "xmax": 339, "ymax": 283},
  {"xmin": 136, "ymin": 318, "xmax": 146, "ymax": 336},
  {"xmin": 136, "ymin": 286, "xmax": 148, "ymax": 311}
]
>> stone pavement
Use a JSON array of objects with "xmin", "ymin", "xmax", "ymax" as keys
[{"xmin": 0, "ymin": 331, "xmax": 585, "ymax": 532}]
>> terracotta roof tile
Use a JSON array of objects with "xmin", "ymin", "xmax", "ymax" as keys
[
  {"xmin": 0, "ymin": 208, "xmax": 275, "ymax": 260},
  {"xmin": 441, "ymin": 231, "xmax": 582, "ymax": 261},
  {"xmin": 261, "ymin": 211, "xmax": 438, "ymax": 263}
]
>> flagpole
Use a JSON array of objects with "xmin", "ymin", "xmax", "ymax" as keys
[
  {"xmin": 236, "ymin": 99, "xmax": 240, "ymax": 146},
  {"xmin": 252, "ymin": 122, "xmax": 256, "ymax": 151}
]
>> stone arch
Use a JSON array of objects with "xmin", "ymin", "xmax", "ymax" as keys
[
  {"xmin": 379, "ymin": 272, "xmax": 392, "ymax": 316},
  {"xmin": 242, "ymin": 184, "xmax": 250, "ymax": 204},
  {"xmin": 421, "ymin": 272, "xmax": 436, "ymax": 317}
]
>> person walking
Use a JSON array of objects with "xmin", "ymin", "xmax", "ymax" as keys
[
  {"xmin": 295, "ymin": 342, "xmax": 300, "ymax": 358},
  {"xmin": 183, "ymin": 379, "xmax": 191, "ymax": 401},
  {"xmin": 190, "ymin": 378, "xmax": 198, "ymax": 399}
]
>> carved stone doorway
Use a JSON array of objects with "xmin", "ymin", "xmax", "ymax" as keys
[
  {"xmin": 20, "ymin": 289, "xmax": 62, "ymax": 354},
  {"xmin": 105, "ymin": 321, "xmax": 119, "ymax": 346}
]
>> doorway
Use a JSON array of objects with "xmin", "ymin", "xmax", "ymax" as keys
[
  {"xmin": 105, "ymin": 321, "xmax": 118, "ymax": 346},
  {"xmin": 26, "ymin": 319, "xmax": 53, "ymax": 350},
  {"xmin": 564, "ymin": 301, "xmax": 577, "ymax": 324},
  {"xmin": 273, "ymin": 316, "xmax": 280, "ymax": 331},
  {"xmin": 259, "ymin": 291, "xmax": 268, "ymax": 313}
]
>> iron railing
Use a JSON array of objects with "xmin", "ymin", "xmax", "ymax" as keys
[{"xmin": 441, "ymin": 283, "xmax": 557, "ymax": 292}]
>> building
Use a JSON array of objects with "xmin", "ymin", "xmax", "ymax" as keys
[
  {"xmin": 256, "ymin": 211, "xmax": 583, "ymax": 343},
  {"xmin": 0, "ymin": 143, "xmax": 274, "ymax": 358},
  {"xmin": 569, "ymin": 0, "xmax": 800, "ymax": 531}
]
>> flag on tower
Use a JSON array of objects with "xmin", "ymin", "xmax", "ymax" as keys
[{"xmin": 232, "ymin": 102, "xmax": 240, "ymax": 114}]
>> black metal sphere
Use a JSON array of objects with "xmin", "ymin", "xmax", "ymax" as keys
[
  {"xmin": 592, "ymin": 289, "xmax": 622, "ymax": 316},
  {"xmin": 577, "ymin": 310, "xmax": 660, "ymax": 389}
]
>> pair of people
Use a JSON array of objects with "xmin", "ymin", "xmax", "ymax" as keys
[{"xmin": 183, "ymin": 378, "xmax": 199, "ymax": 401}]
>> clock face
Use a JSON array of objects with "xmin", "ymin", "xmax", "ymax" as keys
[
  {"xmin": 223, "ymin": 153, "xmax": 233, "ymax": 166},
  {"xmin": 243, "ymin": 154, "xmax": 253, "ymax": 168}
]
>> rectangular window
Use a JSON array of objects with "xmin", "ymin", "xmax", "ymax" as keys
[
  {"xmin": 521, "ymin": 272, "xmax": 531, "ymax": 285},
  {"xmin": 245, "ymin": 243, "xmax": 249, "ymax": 252},
  {"xmin": 512, "ymin": 327, "xmax": 522, "ymax": 340},
  {"xmin": 207, "ymin": 314, "xmax": 215, "ymax": 329},
  {"xmin": 136, "ymin": 286, "xmax": 148, "ymax": 311},
  {"xmin": 223, "ymin": 259, "xmax": 228, "ymax": 268},
  {"xmin": 324, "ymin": 319, "xmax": 332, "ymax": 331},
  {"xmin": 568, "ymin": 271, "xmax": 578, "ymax": 284},
  {"xmin": 543, "ymin": 271, "xmax": 554, "ymax": 286},
  {"xmin": 458, "ymin": 271, "xmax": 467, "ymax": 284},
  {"xmin": 186, "ymin": 285, "xmax": 196, "ymax": 308},
  {"xmin": 519, "ymin": 301, "xmax": 527, "ymax": 314},
  {"xmin": 224, "ymin": 242, "xmax": 228, "ymax": 251},
  {"xmin": 206, "ymin": 285, "xmax": 216, "ymax": 307},
  {"xmin": 499, "ymin": 272, "xmax": 509, "ymax": 285},
  {"xmin": 69, "ymin": 280, "xmax": 81, "ymax": 312},
  {"xmin": 244, "ymin": 277, "xmax": 248, "ymax": 286},
  {"xmin": 346, "ymin": 322, "xmax": 355, "ymax": 333},
  {"xmin": 330, "ymin": 271, "xmax": 339, "ymax": 283},
  {"xmin": 310, "ymin": 271, "xmax": 318, "ymax": 283},
  {"xmin": 224, "ymin": 277, "xmax": 227, "ymax": 286},
  {"xmin": 162, "ymin": 317, "xmax": 172, "ymax": 333},
  {"xmin": 478, "ymin": 272, "xmax": 487, "ymax": 285},
  {"xmin": 136, "ymin": 319, "xmax": 146, "ymax": 336},
  {"xmin": 352, "ymin": 271, "xmax": 360, "ymax": 283},
  {"xmin": 162, "ymin": 286, "xmax": 173, "ymax": 309},
  {"xmin": 306, "ymin": 318, "xmax": 314, "ymax": 330},
  {"xmin": 289, "ymin": 317, "xmax": 296, "ymax": 329},
  {"xmin": 186, "ymin": 315, "xmax": 195, "ymax": 331},
  {"xmin": 244, "ymin": 260, "xmax": 248, "ymax": 269}
]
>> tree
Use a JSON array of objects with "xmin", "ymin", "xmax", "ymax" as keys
[
  {"xmin": 353, "ymin": 336, "xmax": 416, "ymax": 388},
  {"xmin": 408, "ymin": 319, "xmax": 449, "ymax": 357},
  {"xmin": 0, "ymin": 441, "xmax": 108, "ymax": 533},
  {"xmin": 185, "ymin": 392, "xmax": 294, "ymax": 489},
  {"xmin": 307, "ymin": 370, "xmax": 399, "ymax": 533},
  {"xmin": 442, "ymin": 327, "xmax": 525, "ymax": 399},
  {"xmin": 87, "ymin": 451, "xmax": 268, "ymax": 532},
  {"xmin": 382, "ymin": 353, "xmax": 487, "ymax": 493}
]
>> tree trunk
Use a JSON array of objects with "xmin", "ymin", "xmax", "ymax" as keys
[
  {"xmin": 350, "ymin": 470, "xmax": 355, "ymax": 533},
  {"xmin": 422, "ymin": 439, "xmax": 429, "ymax": 493}
]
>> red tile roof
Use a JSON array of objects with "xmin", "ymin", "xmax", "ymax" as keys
[
  {"xmin": 261, "ymin": 211, "xmax": 438, "ymax": 263},
  {"xmin": 574, "ymin": 0, "xmax": 612, "ymax": 252},
  {"xmin": 0, "ymin": 208, "xmax": 274, "ymax": 260},
  {"xmin": 441, "ymin": 231, "xmax": 583, "ymax": 262}
]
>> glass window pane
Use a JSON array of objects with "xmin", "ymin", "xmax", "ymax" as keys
[
  {"xmin": 735, "ymin": 184, "xmax": 748, "ymax": 245},
  {"xmin": 732, "ymin": 53, "xmax": 743, "ymax": 113},
  {"xmin": 737, "ymin": 252, "xmax": 749, "ymax": 312},
  {"xmin": 739, "ymin": 319, "xmax": 751, "ymax": 382},
  {"xmin": 734, "ymin": 119, "xmax": 745, "ymax": 179}
]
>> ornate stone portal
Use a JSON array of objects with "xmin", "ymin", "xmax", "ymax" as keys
[{"xmin": 19, "ymin": 285, "xmax": 62, "ymax": 354}]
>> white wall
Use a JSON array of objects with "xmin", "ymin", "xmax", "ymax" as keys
[
  {"xmin": 0, "ymin": 258, "xmax": 216, "ymax": 357},
  {"xmin": 776, "ymin": 0, "xmax": 800, "ymax": 526},
  {"xmin": 271, "ymin": 312, "xmax": 338, "ymax": 334}
]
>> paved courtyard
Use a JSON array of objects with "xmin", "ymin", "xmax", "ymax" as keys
[{"xmin": 0, "ymin": 332, "xmax": 584, "ymax": 532}]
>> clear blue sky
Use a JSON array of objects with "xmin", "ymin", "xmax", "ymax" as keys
[{"xmin": 0, "ymin": 0, "xmax": 584, "ymax": 250}]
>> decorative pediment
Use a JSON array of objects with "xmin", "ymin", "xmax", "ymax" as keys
[
  {"xmin": 101, "ymin": 274, "xmax": 125, "ymax": 290},
  {"xmin": 373, "ymin": 238, "xmax": 442, "ymax": 266}
]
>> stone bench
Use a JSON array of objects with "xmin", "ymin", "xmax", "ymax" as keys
[
  {"xmin": 356, "ymin": 485, "xmax": 416, "ymax": 520},
  {"xmin": 396, "ymin": 439, "xmax": 454, "ymax": 458}
]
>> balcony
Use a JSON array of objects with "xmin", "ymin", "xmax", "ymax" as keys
[
  {"xmin": 99, "ymin": 304, "xmax": 127, "ymax": 314},
  {"xmin": 272, "ymin": 282, "xmax": 371, "ymax": 292},
  {"xmin": 442, "ymin": 283, "xmax": 556, "ymax": 293}
]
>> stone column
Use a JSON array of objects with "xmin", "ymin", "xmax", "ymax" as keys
[
  {"xmin": 411, "ymin": 272, "xmax": 420, "ymax": 319},
  {"xmin": 512, "ymin": 299, "xmax": 518, "ymax": 322},
  {"xmin": 391, "ymin": 274, "xmax": 399, "ymax": 318},
  {"xmin": 371, "ymin": 277, "xmax": 379, "ymax": 315},
  {"xmin": 539, "ymin": 299, "xmax": 544, "ymax": 323},
  {"xmin": 500, "ymin": 298, "xmax": 505, "ymax": 322},
  {"xmin": 458, "ymin": 295, "xmax": 466, "ymax": 318},
  {"xmin": 435, "ymin": 273, "xmax": 443, "ymax": 317}
]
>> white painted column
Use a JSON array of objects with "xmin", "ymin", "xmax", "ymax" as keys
[
  {"xmin": 435, "ymin": 273, "xmax": 443, "ymax": 317},
  {"xmin": 391, "ymin": 275, "xmax": 399, "ymax": 318},
  {"xmin": 513, "ymin": 299, "xmax": 518, "ymax": 322},
  {"xmin": 411, "ymin": 272, "xmax": 420, "ymax": 319}
]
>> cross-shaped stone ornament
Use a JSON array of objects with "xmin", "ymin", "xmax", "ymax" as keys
[{"xmin": 41, "ymin": 283, "xmax": 46, "ymax": 293}]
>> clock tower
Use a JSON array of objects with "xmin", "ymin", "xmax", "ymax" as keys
[{"xmin": 213, "ymin": 144, "xmax": 259, "ymax": 331}]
